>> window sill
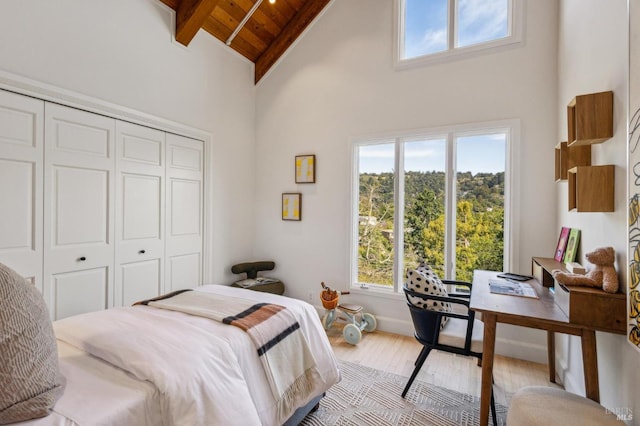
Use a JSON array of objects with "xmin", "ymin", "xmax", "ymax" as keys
[
  {"xmin": 395, "ymin": 36, "xmax": 523, "ymax": 71},
  {"xmin": 348, "ymin": 285, "xmax": 405, "ymax": 301}
]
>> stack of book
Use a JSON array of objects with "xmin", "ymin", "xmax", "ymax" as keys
[{"xmin": 554, "ymin": 227, "xmax": 581, "ymax": 263}]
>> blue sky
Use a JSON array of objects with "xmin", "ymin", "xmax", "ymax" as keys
[
  {"xmin": 404, "ymin": 0, "xmax": 508, "ymax": 58},
  {"xmin": 359, "ymin": 134, "xmax": 506, "ymax": 174}
]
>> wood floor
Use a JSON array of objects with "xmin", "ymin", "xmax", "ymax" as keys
[{"xmin": 326, "ymin": 324, "xmax": 563, "ymax": 406}]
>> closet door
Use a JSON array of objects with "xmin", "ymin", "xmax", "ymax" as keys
[
  {"xmin": 165, "ymin": 133, "xmax": 203, "ymax": 291},
  {"xmin": 44, "ymin": 104, "xmax": 115, "ymax": 320},
  {"xmin": 0, "ymin": 90, "xmax": 44, "ymax": 290},
  {"xmin": 115, "ymin": 121, "xmax": 165, "ymax": 306}
]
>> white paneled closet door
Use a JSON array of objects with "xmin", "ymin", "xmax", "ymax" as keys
[
  {"xmin": 165, "ymin": 133, "xmax": 203, "ymax": 291},
  {"xmin": 0, "ymin": 90, "xmax": 44, "ymax": 290},
  {"xmin": 44, "ymin": 104, "xmax": 115, "ymax": 320},
  {"xmin": 115, "ymin": 121, "xmax": 165, "ymax": 306}
]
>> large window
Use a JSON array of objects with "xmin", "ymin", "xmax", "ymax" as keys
[
  {"xmin": 352, "ymin": 122, "xmax": 515, "ymax": 293},
  {"xmin": 397, "ymin": 0, "xmax": 521, "ymax": 66}
]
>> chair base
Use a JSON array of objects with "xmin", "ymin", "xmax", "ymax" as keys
[{"xmin": 401, "ymin": 348, "xmax": 497, "ymax": 426}]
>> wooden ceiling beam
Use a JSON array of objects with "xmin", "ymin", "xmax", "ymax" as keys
[
  {"xmin": 254, "ymin": 0, "xmax": 331, "ymax": 84},
  {"xmin": 176, "ymin": 0, "xmax": 222, "ymax": 46}
]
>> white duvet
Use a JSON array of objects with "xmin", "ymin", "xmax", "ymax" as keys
[{"xmin": 46, "ymin": 285, "xmax": 340, "ymax": 426}]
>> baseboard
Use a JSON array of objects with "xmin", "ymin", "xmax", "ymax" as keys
[
  {"xmin": 554, "ymin": 355, "xmax": 584, "ymax": 395},
  {"xmin": 333, "ymin": 313, "xmax": 549, "ymax": 364}
]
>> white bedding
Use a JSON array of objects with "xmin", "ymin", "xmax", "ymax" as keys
[
  {"xmin": 20, "ymin": 341, "xmax": 163, "ymax": 426},
  {"xmin": 19, "ymin": 285, "xmax": 340, "ymax": 426}
]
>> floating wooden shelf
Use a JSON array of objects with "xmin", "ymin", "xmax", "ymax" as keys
[
  {"xmin": 567, "ymin": 165, "xmax": 614, "ymax": 212},
  {"xmin": 554, "ymin": 143, "xmax": 566, "ymax": 182},
  {"xmin": 554, "ymin": 141, "xmax": 591, "ymax": 182},
  {"xmin": 567, "ymin": 91, "xmax": 613, "ymax": 146}
]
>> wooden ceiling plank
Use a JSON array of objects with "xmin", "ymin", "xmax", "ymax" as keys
[
  {"xmin": 254, "ymin": 0, "xmax": 331, "ymax": 83},
  {"xmin": 251, "ymin": 6, "xmax": 285, "ymax": 38},
  {"xmin": 218, "ymin": 0, "xmax": 250, "ymax": 24},
  {"xmin": 201, "ymin": 14, "xmax": 233, "ymax": 45},
  {"xmin": 235, "ymin": 23, "xmax": 269, "ymax": 52},
  {"xmin": 212, "ymin": 5, "xmax": 243, "ymax": 33},
  {"xmin": 282, "ymin": 0, "xmax": 305, "ymax": 12},
  {"xmin": 202, "ymin": 17, "xmax": 261, "ymax": 61},
  {"xmin": 256, "ymin": 7, "xmax": 286, "ymax": 31},
  {"xmin": 176, "ymin": 0, "xmax": 223, "ymax": 46},
  {"xmin": 227, "ymin": 0, "xmax": 283, "ymax": 36},
  {"xmin": 211, "ymin": 6, "xmax": 269, "ymax": 52}
]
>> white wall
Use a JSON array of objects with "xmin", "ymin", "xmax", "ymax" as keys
[
  {"xmin": 558, "ymin": 0, "xmax": 639, "ymax": 420},
  {"xmin": 0, "ymin": 0, "xmax": 256, "ymax": 284},
  {"xmin": 255, "ymin": 0, "xmax": 559, "ymax": 362}
]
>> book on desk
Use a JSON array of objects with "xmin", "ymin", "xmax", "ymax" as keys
[{"xmin": 489, "ymin": 278, "xmax": 538, "ymax": 298}]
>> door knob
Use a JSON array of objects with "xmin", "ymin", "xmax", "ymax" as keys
[
  {"xmin": 138, "ymin": 249, "xmax": 146, "ymax": 254},
  {"xmin": 78, "ymin": 256, "xmax": 86, "ymax": 261}
]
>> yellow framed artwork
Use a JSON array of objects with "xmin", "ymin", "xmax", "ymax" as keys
[
  {"xmin": 282, "ymin": 193, "xmax": 301, "ymax": 221},
  {"xmin": 295, "ymin": 154, "xmax": 316, "ymax": 183}
]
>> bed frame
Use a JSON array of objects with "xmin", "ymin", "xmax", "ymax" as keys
[{"xmin": 283, "ymin": 393, "xmax": 323, "ymax": 425}]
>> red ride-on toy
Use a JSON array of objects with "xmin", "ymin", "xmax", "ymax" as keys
[{"xmin": 320, "ymin": 282, "xmax": 376, "ymax": 345}]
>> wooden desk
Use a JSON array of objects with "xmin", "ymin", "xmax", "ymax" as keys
[{"xmin": 470, "ymin": 270, "xmax": 600, "ymax": 426}]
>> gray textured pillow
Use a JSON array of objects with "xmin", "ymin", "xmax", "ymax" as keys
[{"xmin": 0, "ymin": 263, "xmax": 64, "ymax": 424}]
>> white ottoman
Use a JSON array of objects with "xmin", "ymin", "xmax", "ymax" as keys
[{"xmin": 507, "ymin": 386, "xmax": 624, "ymax": 426}]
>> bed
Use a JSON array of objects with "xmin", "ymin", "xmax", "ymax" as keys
[{"xmin": 8, "ymin": 284, "xmax": 341, "ymax": 426}]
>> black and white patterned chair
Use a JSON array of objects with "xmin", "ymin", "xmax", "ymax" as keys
[{"xmin": 402, "ymin": 265, "xmax": 497, "ymax": 426}]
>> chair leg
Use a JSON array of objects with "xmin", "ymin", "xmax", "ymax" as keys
[
  {"xmin": 490, "ymin": 387, "xmax": 497, "ymax": 426},
  {"xmin": 415, "ymin": 346, "xmax": 428, "ymax": 366},
  {"xmin": 402, "ymin": 346, "xmax": 431, "ymax": 398}
]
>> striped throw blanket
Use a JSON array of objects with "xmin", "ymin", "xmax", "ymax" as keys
[{"xmin": 139, "ymin": 290, "xmax": 321, "ymax": 420}]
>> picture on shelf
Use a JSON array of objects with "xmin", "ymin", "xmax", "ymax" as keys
[
  {"xmin": 554, "ymin": 226, "xmax": 571, "ymax": 261},
  {"xmin": 563, "ymin": 228, "xmax": 581, "ymax": 263}
]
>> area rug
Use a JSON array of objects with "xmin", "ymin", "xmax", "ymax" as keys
[{"xmin": 301, "ymin": 361, "xmax": 508, "ymax": 426}]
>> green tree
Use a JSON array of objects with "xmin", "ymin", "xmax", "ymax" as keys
[
  {"xmin": 358, "ymin": 174, "xmax": 394, "ymax": 284},
  {"xmin": 405, "ymin": 187, "xmax": 444, "ymax": 260},
  {"xmin": 357, "ymin": 170, "xmax": 504, "ymax": 285}
]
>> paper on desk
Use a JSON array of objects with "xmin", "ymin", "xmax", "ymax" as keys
[{"xmin": 489, "ymin": 279, "xmax": 538, "ymax": 298}]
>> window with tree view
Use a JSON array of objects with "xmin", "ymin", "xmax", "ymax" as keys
[{"xmin": 353, "ymin": 126, "xmax": 511, "ymax": 292}]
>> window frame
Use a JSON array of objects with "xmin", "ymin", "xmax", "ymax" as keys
[
  {"xmin": 350, "ymin": 119, "xmax": 520, "ymax": 296},
  {"xmin": 394, "ymin": 0, "xmax": 523, "ymax": 70}
]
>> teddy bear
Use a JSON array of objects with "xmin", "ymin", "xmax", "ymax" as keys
[{"xmin": 552, "ymin": 246, "xmax": 619, "ymax": 293}]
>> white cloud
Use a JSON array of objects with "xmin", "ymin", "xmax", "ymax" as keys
[
  {"xmin": 457, "ymin": 0, "xmax": 508, "ymax": 46},
  {"xmin": 406, "ymin": 28, "xmax": 447, "ymax": 58}
]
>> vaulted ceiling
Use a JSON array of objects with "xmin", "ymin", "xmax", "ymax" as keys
[{"xmin": 159, "ymin": 0, "xmax": 332, "ymax": 83}]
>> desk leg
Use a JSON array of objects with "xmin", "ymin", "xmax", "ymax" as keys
[
  {"xmin": 480, "ymin": 313, "xmax": 497, "ymax": 426},
  {"xmin": 581, "ymin": 329, "xmax": 600, "ymax": 402},
  {"xmin": 547, "ymin": 331, "xmax": 556, "ymax": 383}
]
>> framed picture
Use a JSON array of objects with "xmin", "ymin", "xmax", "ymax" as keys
[
  {"xmin": 295, "ymin": 154, "xmax": 316, "ymax": 183},
  {"xmin": 563, "ymin": 228, "xmax": 581, "ymax": 263},
  {"xmin": 554, "ymin": 227, "xmax": 571, "ymax": 262},
  {"xmin": 282, "ymin": 193, "xmax": 301, "ymax": 221}
]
